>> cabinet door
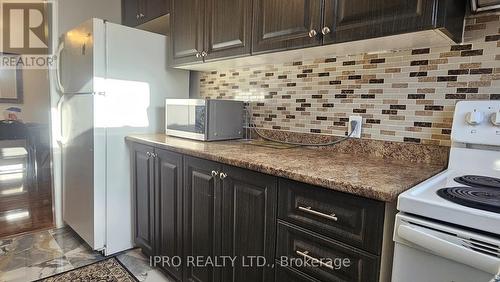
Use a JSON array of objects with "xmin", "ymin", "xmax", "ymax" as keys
[
  {"xmin": 221, "ymin": 165, "xmax": 277, "ymax": 282},
  {"xmin": 324, "ymin": 0, "xmax": 437, "ymax": 44},
  {"xmin": 143, "ymin": 0, "xmax": 170, "ymax": 23},
  {"xmin": 183, "ymin": 156, "xmax": 221, "ymax": 282},
  {"xmin": 204, "ymin": 0, "xmax": 253, "ymax": 61},
  {"xmin": 122, "ymin": 0, "xmax": 141, "ymax": 27},
  {"xmin": 252, "ymin": 0, "xmax": 323, "ymax": 54},
  {"xmin": 170, "ymin": 0, "xmax": 205, "ymax": 66},
  {"xmin": 132, "ymin": 143, "xmax": 155, "ymax": 256},
  {"xmin": 155, "ymin": 149, "xmax": 183, "ymax": 281}
]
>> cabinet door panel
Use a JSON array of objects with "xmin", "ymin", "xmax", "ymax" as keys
[
  {"xmin": 324, "ymin": 0, "xmax": 437, "ymax": 44},
  {"xmin": 122, "ymin": 0, "xmax": 141, "ymax": 27},
  {"xmin": 253, "ymin": 0, "xmax": 323, "ymax": 53},
  {"xmin": 183, "ymin": 157, "xmax": 221, "ymax": 282},
  {"xmin": 155, "ymin": 149, "xmax": 183, "ymax": 280},
  {"xmin": 170, "ymin": 0, "xmax": 204, "ymax": 65},
  {"xmin": 144, "ymin": 0, "xmax": 170, "ymax": 22},
  {"xmin": 221, "ymin": 165, "xmax": 277, "ymax": 282},
  {"xmin": 205, "ymin": 0, "xmax": 252, "ymax": 61},
  {"xmin": 132, "ymin": 143, "xmax": 155, "ymax": 256}
]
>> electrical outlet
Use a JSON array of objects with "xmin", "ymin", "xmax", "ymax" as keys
[{"xmin": 349, "ymin": 116, "xmax": 363, "ymax": 138}]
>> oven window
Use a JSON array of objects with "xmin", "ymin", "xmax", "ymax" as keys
[{"xmin": 166, "ymin": 105, "xmax": 206, "ymax": 134}]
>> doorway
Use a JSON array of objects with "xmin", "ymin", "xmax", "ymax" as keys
[{"xmin": 0, "ymin": 65, "xmax": 54, "ymax": 238}]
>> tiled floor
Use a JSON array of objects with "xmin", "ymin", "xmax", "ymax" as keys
[{"xmin": 0, "ymin": 227, "xmax": 172, "ymax": 282}]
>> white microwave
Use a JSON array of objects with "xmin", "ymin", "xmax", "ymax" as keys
[{"xmin": 165, "ymin": 99, "xmax": 244, "ymax": 141}]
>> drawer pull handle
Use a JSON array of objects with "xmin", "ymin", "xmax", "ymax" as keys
[
  {"xmin": 298, "ymin": 206, "xmax": 338, "ymax": 221},
  {"xmin": 211, "ymin": 170, "xmax": 219, "ymax": 178},
  {"xmin": 296, "ymin": 250, "xmax": 334, "ymax": 270}
]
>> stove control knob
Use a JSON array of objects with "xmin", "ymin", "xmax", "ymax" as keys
[
  {"xmin": 491, "ymin": 112, "xmax": 500, "ymax": 126},
  {"xmin": 465, "ymin": 111, "xmax": 484, "ymax": 126}
]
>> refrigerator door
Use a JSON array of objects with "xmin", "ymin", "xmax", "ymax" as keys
[
  {"xmin": 58, "ymin": 19, "xmax": 105, "ymax": 94},
  {"xmin": 61, "ymin": 93, "xmax": 106, "ymax": 250}
]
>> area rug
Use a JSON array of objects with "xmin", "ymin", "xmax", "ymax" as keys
[{"xmin": 37, "ymin": 257, "xmax": 138, "ymax": 282}]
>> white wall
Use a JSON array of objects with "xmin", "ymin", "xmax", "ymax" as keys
[
  {"xmin": 51, "ymin": 0, "xmax": 122, "ymax": 227},
  {"xmin": 0, "ymin": 69, "xmax": 50, "ymax": 123},
  {"xmin": 57, "ymin": 0, "xmax": 121, "ymax": 36}
]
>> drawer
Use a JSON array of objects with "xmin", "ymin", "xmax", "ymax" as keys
[
  {"xmin": 276, "ymin": 221, "xmax": 379, "ymax": 282},
  {"xmin": 275, "ymin": 263, "xmax": 320, "ymax": 282},
  {"xmin": 278, "ymin": 179, "xmax": 385, "ymax": 254}
]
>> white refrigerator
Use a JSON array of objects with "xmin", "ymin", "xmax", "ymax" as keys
[{"xmin": 57, "ymin": 18, "xmax": 189, "ymax": 255}]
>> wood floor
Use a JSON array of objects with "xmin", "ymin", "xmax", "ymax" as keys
[{"xmin": 0, "ymin": 147, "xmax": 54, "ymax": 239}]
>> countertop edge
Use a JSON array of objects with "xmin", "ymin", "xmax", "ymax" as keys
[{"xmin": 126, "ymin": 136, "xmax": 444, "ymax": 202}]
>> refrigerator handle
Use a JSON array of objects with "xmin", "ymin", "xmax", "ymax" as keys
[
  {"xmin": 56, "ymin": 41, "xmax": 65, "ymax": 94},
  {"xmin": 55, "ymin": 95, "xmax": 66, "ymax": 145}
]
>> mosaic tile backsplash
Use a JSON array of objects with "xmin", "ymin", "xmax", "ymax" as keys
[{"xmin": 199, "ymin": 12, "xmax": 500, "ymax": 146}]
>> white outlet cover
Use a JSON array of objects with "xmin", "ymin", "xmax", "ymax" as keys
[{"xmin": 349, "ymin": 116, "xmax": 363, "ymax": 138}]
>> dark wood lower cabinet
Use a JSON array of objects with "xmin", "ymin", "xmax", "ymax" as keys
[
  {"xmin": 221, "ymin": 165, "xmax": 277, "ymax": 282},
  {"xmin": 155, "ymin": 149, "xmax": 183, "ymax": 281},
  {"xmin": 183, "ymin": 157, "xmax": 222, "ymax": 282},
  {"xmin": 130, "ymin": 142, "xmax": 388, "ymax": 282},
  {"xmin": 131, "ymin": 143, "xmax": 155, "ymax": 256}
]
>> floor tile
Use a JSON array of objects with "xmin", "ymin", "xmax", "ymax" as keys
[
  {"xmin": 117, "ymin": 249, "xmax": 173, "ymax": 282},
  {"xmin": 0, "ymin": 256, "xmax": 72, "ymax": 282}
]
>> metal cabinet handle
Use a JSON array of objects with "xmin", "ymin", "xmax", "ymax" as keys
[
  {"xmin": 146, "ymin": 152, "xmax": 151, "ymax": 158},
  {"xmin": 136, "ymin": 14, "xmax": 140, "ymax": 19},
  {"xmin": 201, "ymin": 51, "xmax": 208, "ymax": 57},
  {"xmin": 152, "ymin": 153, "xmax": 157, "ymax": 158},
  {"xmin": 195, "ymin": 52, "xmax": 202, "ymax": 58},
  {"xmin": 219, "ymin": 172, "xmax": 227, "ymax": 180},
  {"xmin": 140, "ymin": 13, "xmax": 145, "ymax": 18},
  {"xmin": 308, "ymin": 29, "xmax": 317, "ymax": 38},
  {"xmin": 321, "ymin": 26, "xmax": 331, "ymax": 35},
  {"xmin": 296, "ymin": 250, "xmax": 334, "ymax": 270},
  {"xmin": 298, "ymin": 206, "xmax": 338, "ymax": 221},
  {"xmin": 211, "ymin": 170, "xmax": 219, "ymax": 177}
]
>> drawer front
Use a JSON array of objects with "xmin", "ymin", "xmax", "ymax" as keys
[
  {"xmin": 275, "ymin": 264, "xmax": 320, "ymax": 282},
  {"xmin": 276, "ymin": 222, "xmax": 379, "ymax": 282},
  {"xmin": 278, "ymin": 179, "xmax": 385, "ymax": 254}
]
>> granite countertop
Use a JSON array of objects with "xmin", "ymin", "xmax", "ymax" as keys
[{"xmin": 126, "ymin": 134, "xmax": 446, "ymax": 202}]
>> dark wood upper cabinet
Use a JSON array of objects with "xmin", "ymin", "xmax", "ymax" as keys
[
  {"xmin": 204, "ymin": 0, "xmax": 253, "ymax": 61},
  {"xmin": 170, "ymin": 0, "xmax": 205, "ymax": 66},
  {"xmin": 220, "ymin": 165, "xmax": 277, "ymax": 282},
  {"xmin": 324, "ymin": 0, "xmax": 437, "ymax": 44},
  {"xmin": 183, "ymin": 156, "xmax": 222, "ymax": 282},
  {"xmin": 122, "ymin": 0, "xmax": 170, "ymax": 27},
  {"xmin": 143, "ymin": 0, "xmax": 170, "ymax": 23},
  {"xmin": 131, "ymin": 143, "xmax": 155, "ymax": 256},
  {"xmin": 122, "ymin": 0, "xmax": 142, "ymax": 27},
  {"xmin": 155, "ymin": 149, "xmax": 183, "ymax": 281},
  {"xmin": 252, "ymin": 0, "xmax": 323, "ymax": 54}
]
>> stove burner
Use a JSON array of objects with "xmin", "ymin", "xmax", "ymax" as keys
[
  {"xmin": 454, "ymin": 175, "xmax": 500, "ymax": 189},
  {"xmin": 437, "ymin": 187, "xmax": 500, "ymax": 213}
]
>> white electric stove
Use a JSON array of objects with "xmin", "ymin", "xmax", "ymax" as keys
[{"xmin": 392, "ymin": 101, "xmax": 500, "ymax": 282}]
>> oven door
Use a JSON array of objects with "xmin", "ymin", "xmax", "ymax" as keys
[
  {"xmin": 165, "ymin": 99, "xmax": 207, "ymax": 140},
  {"xmin": 392, "ymin": 213, "xmax": 500, "ymax": 282}
]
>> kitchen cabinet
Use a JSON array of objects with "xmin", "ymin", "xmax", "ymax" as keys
[
  {"xmin": 170, "ymin": 0, "xmax": 205, "ymax": 66},
  {"xmin": 131, "ymin": 143, "xmax": 155, "ymax": 256},
  {"xmin": 122, "ymin": 0, "xmax": 170, "ymax": 27},
  {"xmin": 204, "ymin": 0, "xmax": 253, "ymax": 61},
  {"xmin": 183, "ymin": 156, "xmax": 222, "ymax": 282},
  {"xmin": 170, "ymin": 0, "xmax": 252, "ymax": 66},
  {"xmin": 129, "ymin": 140, "xmax": 390, "ymax": 282},
  {"xmin": 323, "ymin": 0, "xmax": 463, "ymax": 44},
  {"xmin": 221, "ymin": 165, "xmax": 277, "ymax": 282},
  {"xmin": 169, "ymin": 0, "xmax": 466, "ymax": 66},
  {"xmin": 131, "ymin": 143, "xmax": 184, "ymax": 280},
  {"xmin": 252, "ymin": 0, "xmax": 323, "ymax": 53},
  {"xmin": 155, "ymin": 149, "xmax": 183, "ymax": 281}
]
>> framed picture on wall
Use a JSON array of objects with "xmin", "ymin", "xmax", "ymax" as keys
[{"xmin": 0, "ymin": 53, "xmax": 24, "ymax": 104}]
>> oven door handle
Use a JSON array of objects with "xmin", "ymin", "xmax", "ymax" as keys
[{"xmin": 398, "ymin": 224, "xmax": 500, "ymax": 275}]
